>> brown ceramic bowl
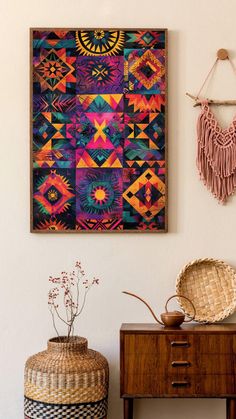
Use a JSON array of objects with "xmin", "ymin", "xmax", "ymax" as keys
[{"xmin": 160, "ymin": 311, "xmax": 185, "ymax": 327}]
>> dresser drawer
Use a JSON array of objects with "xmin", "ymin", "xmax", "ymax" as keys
[
  {"xmin": 162, "ymin": 374, "xmax": 235, "ymax": 397},
  {"xmin": 123, "ymin": 374, "xmax": 235, "ymax": 397},
  {"xmin": 198, "ymin": 335, "xmax": 234, "ymax": 354},
  {"xmin": 197, "ymin": 354, "xmax": 235, "ymax": 374},
  {"xmin": 196, "ymin": 374, "xmax": 235, "ymax": 396},
  {"xmin": 123, "ymin": 371, "xmax": 236, "ymax": 397}
]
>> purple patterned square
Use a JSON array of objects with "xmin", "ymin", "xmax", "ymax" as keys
[
  {"xmin": 76, "ymin": 168, "xmax": 123, "ymax": 220},
  {"xmin": 76, "ymin": 56, "xmax": 124, "ymax": 93}
]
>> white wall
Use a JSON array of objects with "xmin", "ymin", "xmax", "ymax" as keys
[{"xmin": 1, "ymin": 0, "xmax": 236, "ymax": 418}]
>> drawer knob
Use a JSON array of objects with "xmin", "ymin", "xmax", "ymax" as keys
[
  {"xmin": 172, "ymin": 361, "xmax": 191, "ymax": 367},
  {"xmin": 172, "ymin": 381, "xmax": 190, "ymax": 387},
  {"xmin": 171, "ymin": 341, "xmax": 190, "ymax": 347}
]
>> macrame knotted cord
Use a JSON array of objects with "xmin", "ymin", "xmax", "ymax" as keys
[
  {"xmin": 195, "ymin": 56, "xmax": 236, "ymax": 203},
  {"xmin": 197, "ymin": 101, "xmax": 236, "ymax": 203}
]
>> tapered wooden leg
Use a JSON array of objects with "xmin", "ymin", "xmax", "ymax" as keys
[
  {"xmin": 227, "ymin": 398, "xmax": 236, "ymax": 419},
  {"xmin": 124, "ymin": 398, "xmax": 133, "ymax": 419}
]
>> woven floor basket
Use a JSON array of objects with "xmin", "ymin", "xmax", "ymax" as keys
[
  {"xmin": 176, "ymin": 258, "xmax": 236, "ymax": 323},
  {"xmin": 24, "ymin": 336, "xmax": 109, "ymax": 419}
]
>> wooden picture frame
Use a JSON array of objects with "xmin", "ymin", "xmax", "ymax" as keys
[{"xmin": 30, "ymin": 28, "xmax": 168, "ymax": 233}]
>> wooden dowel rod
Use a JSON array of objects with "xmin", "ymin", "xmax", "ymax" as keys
[{"xmin": 186, "ymin": 92, "xmax": 236, "ymax": 107}]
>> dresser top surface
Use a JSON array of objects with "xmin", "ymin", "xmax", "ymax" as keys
[{"xmin": 120, "ymin": 323, "xmax": 236, "ymax": 334}]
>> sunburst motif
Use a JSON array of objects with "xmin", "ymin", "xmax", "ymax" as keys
[
  {"xmin": 47, "ymin": 188, "xmax": 59, "ymax": 202},
  {"xmin": 34, "ymin": 170, "xmax": 75, "ymax": 215},
  {"xmin": 75, "ymin": 30, "xmax": 125, "ymax": 56},
  {"xmin": 91, "ymin": 185, "xmax": 109, "ymax": 206},
  {"xmin": 36, "ymin": 217, "xmax": 69, "ymax": 230},
  {"xmin": 76, "ymin": 169, "xmax": 122, "ymax": 217}
]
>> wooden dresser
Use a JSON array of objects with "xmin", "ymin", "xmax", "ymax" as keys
[{"xmin": 120, "ymin": 323, "xmax": 236, "ymax": 419}]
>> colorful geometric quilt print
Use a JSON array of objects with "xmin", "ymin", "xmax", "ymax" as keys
[{"xmin": 31, "ymin": 29, "xmax": 167, "ymax": 232}]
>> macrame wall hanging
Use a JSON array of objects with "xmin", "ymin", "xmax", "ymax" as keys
[{"xmin": 187, "ymin": 49, "xmax": 236, "ymax": 204}]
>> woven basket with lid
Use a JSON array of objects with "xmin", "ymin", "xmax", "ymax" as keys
[{"xmin": 24, "ymin": 336, "xmax": 109, "ymax": 418}]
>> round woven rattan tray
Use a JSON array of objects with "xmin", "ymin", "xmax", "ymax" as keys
[{"xmin": 176, "ymin": 258, "xmax": 236, "ymax": 323}]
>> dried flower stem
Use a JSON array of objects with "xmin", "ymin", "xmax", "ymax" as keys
[
  {"xmin": 48, "ymin": 262, "xmax": 100, "ymax": 340},
  {"xmin": 49, "ymin": 308, "xmax": 60, "ymax": 338}
]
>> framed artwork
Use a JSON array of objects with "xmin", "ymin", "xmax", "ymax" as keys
[{"xmin": 31, "ymin": 28, "xmax": 168, "ymax": 232}]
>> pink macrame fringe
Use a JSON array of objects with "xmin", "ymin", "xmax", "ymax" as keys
[{"xmin": 196, "ymin": 104, "xmax": 236, "ymax": 203}]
